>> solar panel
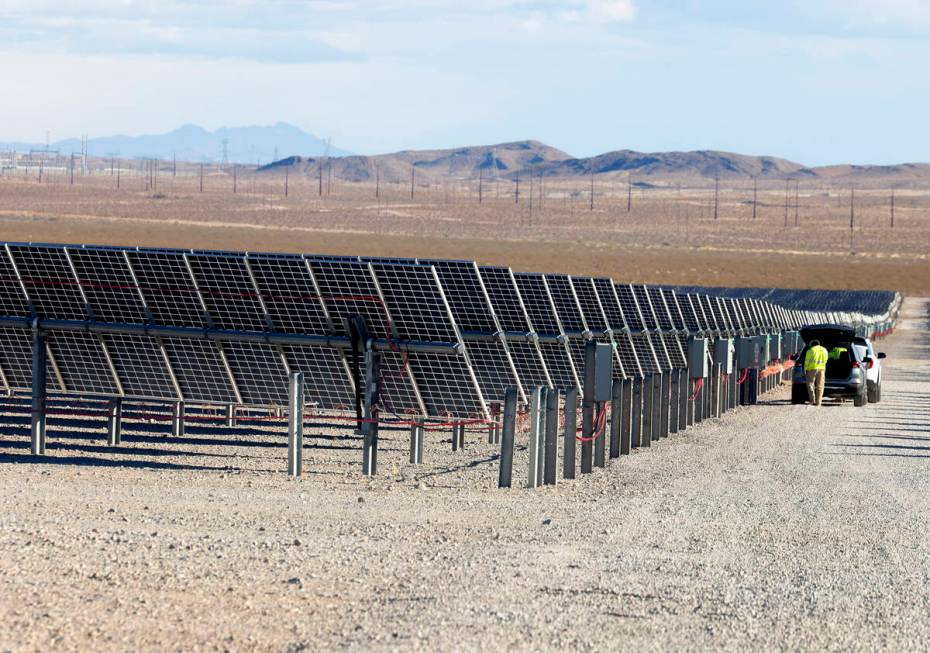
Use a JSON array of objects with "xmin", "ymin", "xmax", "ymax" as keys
[
  {"xmin": 478, "ymin": 266, "xmax": 552, "ymax": 390},
  {"xmin": 592, "ymin": 279, "xmax": 642, "ymax": 378},
  {"xmin": 570, "ymin": 277, "xmax": 625, "ymax": 379},
  {"xmin": 632, "ymin": 285, "xmax": 660, "ymax": 331},
  {"xmin": 423, "ymin": 259, "xmax": 523, "ymax": 405},
  {"xmin": 512, "ymin": 272, "xmax": 580, "ymax": 391},
  {"xmin": 8, "ymin": 245, "xmax": 87, "ymax": 321},
  {"xmin": 614, "ymin": 284, "xmax": 646, "ymax": 332}
]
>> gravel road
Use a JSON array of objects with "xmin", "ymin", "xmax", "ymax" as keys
[{"xmin": 1, "ymin": 298, "xmax": 928, "ymax": 652}]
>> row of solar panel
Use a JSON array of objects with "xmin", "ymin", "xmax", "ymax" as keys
[
  {"xmin": 671, "ymin": 286, "xmax": 900, "ymax": 320},
  {"xmin": 0, "ymin": 242, "xmax": 829, "ymax": 419}
]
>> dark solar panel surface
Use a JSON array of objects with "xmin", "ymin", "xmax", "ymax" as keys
[
  {"xmin": 633, "ymin": 285, "xmax": 660, "ymax": 331},
  {"xmin": 513, "ymin": 273, "xmax": 561, "ymax": 334},
  {"xmin": 545, "ymin": 275, "xmax": 586, "ymax": 333},
  {"xmin": 615, "ymin": 284, "xmax": 645, "ymax": 331}
]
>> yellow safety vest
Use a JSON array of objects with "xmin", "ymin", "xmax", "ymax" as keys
[
  {"xmin": 828, "ymin": 347, "xmax": 847, "ymax": 360},
  {"xmin": 805, "ymin": 345, "xmax": 829, "ymax": 371}
]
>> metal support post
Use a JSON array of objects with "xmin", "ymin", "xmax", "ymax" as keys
[
  {"xmin": 660, "ymin": 371, "xmax": 671, "ymax": 437},
  {"xmin": 641, "ymin": 374, "xmax": 653, "ymax": 447},
  {"xmin": 678, "ymin": 369, "xmax": 688, "ymax": 432},
  {"xmin": 631, "ymin": 378, "xmax": 643, "ymax": 447},
  {"xmin": 652, "ymin": 373, "xmax": 663, "ymax": 441},
  {"xmin": 488, "ymin": 402, "xmax": 500, "ymax": 443},
  {"xmin": 543, "ymin": 387, "xmax": 558, "ymax": 485},
  {"xmin": 171, "ymin": 401, "xmax": 185, "ymax": 437},
  {"xmin": 712, "ymin": 364, "xmax": 722, "ymax": 418},
  {"xmin": 620, "ymin": 379, "xmax": 632, "ymax": 454},
  {"xmin": 580, "ymin": 342, "xmax": 596, "ymax": 473},
  {"xmin": 563, "ymin": 386, "xmax": 577, "ymax": 480},
  {"xmin": 527, "ymin": 386, "xmax": 545, "ymax": 488},
  {"xmin": 609, "ymin": 379, "xmax": 622, "ymax": 458},
  {"xmin": 107, "ymin": 398, "xmax": 122, "ymax": 446},
  {"xmin": 287, "ymin": 372, "xmax": 304, "ymax": 477},
  {"xmin": 669, "ymin": 371, "xmax": 680, "ymax": 434},
  {"xmin": 30, "ymin": 328, "xmax": 47, "ymax": 456},
  {"xmin": 409, "ymin": 424, "xmax": 424, "ymax": 464},
  {"xmin": 497, "ymin": 387, "xmax": 518, "ymax": 488},
  {"xmin": 362, "ymin": 346, "xmax": 381, "ymax": 476},
  {"xmin": 225, "ymin": 404, "xmax": 237, "ymax": 427}
]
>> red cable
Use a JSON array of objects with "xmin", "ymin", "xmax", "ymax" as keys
[
  {"xmin": 688, "ymin": 378, "xmax": 703, "ymax": 401},
  {"xmin": 736, "ymin": 369, "xmax": 749, "ymax": 385},
  {"xmin": 575, "ymin": 403, "xmax": 609, "ymax": 442}
]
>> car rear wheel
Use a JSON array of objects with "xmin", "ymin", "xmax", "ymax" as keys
[
  {"xmin": 854, "ymin": 388, "xmax": 868, "ymax": 407},
  {"xmin": 791, "ymin": 384, "xmax": 807, "ymax": 405},
  {"xmin": 868, "ymin": 382, "xmax": 881, "ymax": 403}
]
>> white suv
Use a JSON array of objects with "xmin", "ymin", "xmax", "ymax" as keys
[{"xmin": 852, "ymin": 337, "xmax": 886, "ymax": 403}]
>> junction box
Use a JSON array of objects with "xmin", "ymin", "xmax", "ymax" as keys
[
  {"xmin": 688, "ymin": 338, "xmax": 709, "ymax": 379},
  {"xmin": 736, "ymin": 336, "xmax": 761, "ymax": 369},
  {"xmin": 714, "ymin": 338, "xmax": 735, "ymax": 374}
]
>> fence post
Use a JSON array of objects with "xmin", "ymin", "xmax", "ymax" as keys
[
  {"xmin": 30, "ymin": 328, "xmax": 47, "ymax": 456},
  {"xmin": 543, "ymin": 387, "xmax": 558, "ymax": 485},
  {"xmin": 287, "ymin": 372, "xmax": 304, "ymax": 477},
  {"xmin": 107, "ymin": 398, "xmax": 122, "ymax": 446},
  {"xmin": 497, "ymin": 387, "xmax": 518, "ymax": 488},
  {"xmin": 563, "ymin": 386, "xmax": 577, "ymax": 480}
]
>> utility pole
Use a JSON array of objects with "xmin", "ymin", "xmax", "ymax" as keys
[
  {"xmin": 515, "ymin": 174, "xmax": 520, "ymax": 204},
  {"xmin": 627, "ymin": 173, "xmax": 632, "ymax": 212},
  {"xmin": 410, "ymin": 166, "xmax": 415, "ymax": 199},
  {"xmin": 752, "ymin": 176, "xmax": 758, "ymax": 220},
  {"xmin": 284, "ymin": 167, "xmax": 289, "ymax": 198},
  {"xmin": 849, "ymin": 187, "xmax": 855, "ymax": 251},
  {"xmin": 589, "ymin": 170, "xmax": 595, "ymax": 211},
  {"xmin": 233, "ymin": 165, "xmax": 237, "ymax": 193},
  {"xmin": 173, "ymin": 152, "xmax": 177, "ymax": 177},
  {"xmin": 713, "ymin": 175, "xmax": 719, "ymax": 220},
  {"xmin": 318, "ymin": 161, "xmax": 323, "ymax": 197},
  {"xmin": 116, "ymin": 164, "xmax": 120, "ymax": 190},
  {"xmin": 783, "ymin": 179, "xmax": 790, "ymax": 227},
  {"xmin": 890, "ymin": 188, "xmax": 895, "ymax": 229},
  {"xmin": 199, "ymin": 162, "xmax": 204, "ymax": 192},
  {"xmin": 375, "ymin": 167, "xmax": 380, "ymax": 199},
  {"xmin": 478, "ymin": 166, "xmax": 483, "ymax": 204},
  {"xmin": 794, "ymin": 180, "xmax": 800, "ymax": 226},
  {"xmin": 69, "ymin": 153, "xmax": 74, "ymax": 185}
]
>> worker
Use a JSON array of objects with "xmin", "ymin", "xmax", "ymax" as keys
[
  {"xmin": 828, "ymin": 345, "xmax": 848, "ymax": 361},
  {"xmin": 804, "ymin": 339, "xmax": 829, "ymax": 406}
]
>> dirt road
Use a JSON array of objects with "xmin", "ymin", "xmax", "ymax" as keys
[{"xmin": 1, "ymin": 299, "xmax": 928, "ymax": 651}]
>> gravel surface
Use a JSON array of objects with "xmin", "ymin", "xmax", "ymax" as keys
[{"xmin": 1, "ymin": 298, "xmax": 928, "ymax": 652}]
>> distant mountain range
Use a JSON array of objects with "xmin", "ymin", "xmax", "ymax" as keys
[
  {"xmin": 6, "ymin": 123, "xmax": 929, "ymax": 182},
  {"xmin": 259, "ymin": 141, "xmax": 930, "ymax": 184},
  {"xmin": 4, "ymin": 123, "xmax": 350, "ymax": 164}
]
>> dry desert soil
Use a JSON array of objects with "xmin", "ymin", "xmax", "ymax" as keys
[{"xmin": 1, "ymin": 298, "xmax": 928, "ymax": 651}]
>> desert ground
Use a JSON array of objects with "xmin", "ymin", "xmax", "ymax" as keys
[
  {"xmin": 0, "ymin": 297, "xmax": 926, "ymax": 651},
  {"xmin": 0, "ymin": 169, "xmax": 928, "ymax": 294}
]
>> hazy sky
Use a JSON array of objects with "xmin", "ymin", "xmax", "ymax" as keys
[{"xmin": 1, "ymin": 0, "xmax": 928, "ymax": 165}]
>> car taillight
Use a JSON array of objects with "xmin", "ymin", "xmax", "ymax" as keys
[
  {"xmin": 852, "ymin": 361, "xmax": 860, "ymax": 369},
  {"xmin": 868, "ymin": 359, "xmax": 874, "ymax": 369}
]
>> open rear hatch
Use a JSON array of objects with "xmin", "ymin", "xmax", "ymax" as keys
[{"xmin": 801, "ymin": 324, "xmax": 858, "ymax": 380}]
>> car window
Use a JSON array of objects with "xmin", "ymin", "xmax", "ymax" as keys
[{"xmin": 853, "ymin": 344, "xmax": 868, "ymax": 360}]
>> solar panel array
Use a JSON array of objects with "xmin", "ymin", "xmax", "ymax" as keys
[{"xmin": 0, "ymin": 242, "xmax": 899, "ymax": 419}]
